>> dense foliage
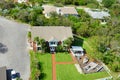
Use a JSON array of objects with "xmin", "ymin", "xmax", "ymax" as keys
[
  {"xmin": 29, "ymin": 0, "xmax": 99, "ymax": 7},
  {"xmin": 102, "ymin": 0, "xmax": 115, "ymax": 8}
]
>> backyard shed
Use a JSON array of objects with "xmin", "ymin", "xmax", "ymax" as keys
[{"xmin": 71, "ymin": 46, "xmax": 84, "ymax": 58}]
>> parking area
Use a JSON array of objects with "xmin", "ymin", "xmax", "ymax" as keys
[{"xmin": 0, "ymin": 17, "xmax": 30, "ymax": 80}]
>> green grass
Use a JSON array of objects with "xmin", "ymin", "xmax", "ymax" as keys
[
  {"xmin": 30, "ymin": 51, "xmax": 52, "ymax": 80},
  {"xmin": 36, "ymin": 53, "xmax": 52, "ymax": 80},
  {"xmin": 30, "ymin": 51, "xmax": 39, "ymax": 80},
  {"xmin": 55, "ymin": 52, "xmax": 73, "ymax": 62},
  {"xmin": 56, "ymin": 64, "xmax": 110, "ymax": 80}
]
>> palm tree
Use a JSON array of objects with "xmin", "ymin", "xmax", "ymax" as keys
[{"xmin": 63, "ymin": 37, "xmax": 73, "ymax": 51}]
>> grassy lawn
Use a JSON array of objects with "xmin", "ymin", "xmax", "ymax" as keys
[
  {"xmin": 55, "ymin": 52, "xmax": 73, "ymax": 62},
  {"xmin": 56, "ymin": 64, "xmax": 110, "ymax": 80},
  {"xmin": 36, "ymin": 53, "xmax": 52, "ymax": 80},
  {"xmin": 30, "ymin": 51, "xmax": 52, "ymax": 80}
]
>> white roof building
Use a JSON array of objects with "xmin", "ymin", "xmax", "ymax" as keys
[
  {"xmin": 84, "ymin": 8, "xmax": 110, "ymax": 19},
  {"xmin": 71, "ymin": 46, "xmax": 84, "ymax": 57},
  {"xmin": 72, "ymin": 46, "xmax": 84, "ymax": 52}
]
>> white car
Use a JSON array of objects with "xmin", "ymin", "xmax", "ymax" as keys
[{"xmin": 11, "ymin": 70, "xmax": 16, "ymax": 80}]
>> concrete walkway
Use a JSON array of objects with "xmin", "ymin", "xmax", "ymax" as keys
[
  {"xmin": 51, "ymin": 52, "xmax": 77, "ymax": 80},
  {"xmin": 52, "ymin": 54, "xmax": 56, "ymax": 80}
]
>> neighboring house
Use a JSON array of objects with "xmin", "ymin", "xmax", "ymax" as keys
[
  {"xmin": 14, "ymin": 0, "xmax": 28, "ymax": 3},
  {"xmin": 31, "ymin": 26, "xmax": 73, "ymax": 52},
  {"xmin": 42, "ymin": 5, "xmax": 78, "ymax": 18},
  {"xmin": 0, "ymin": 66, "xmax": 7, "ymax": 80},
  {"xmin": 84, "ymin": 8, "xmax": 110, "ymax": 24}
]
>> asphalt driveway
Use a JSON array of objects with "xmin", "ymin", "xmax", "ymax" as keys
[{"xmin": 0, "ymin": 17, "xmax": 30, "ymax": 80}]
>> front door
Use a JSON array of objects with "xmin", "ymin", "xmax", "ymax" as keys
[{"xmin": 50, "ymin": 47, "xmax": 55, "ymax": 52}]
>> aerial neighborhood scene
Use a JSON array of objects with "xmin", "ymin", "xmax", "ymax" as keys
[{"xmin": 0, "ymin": 0, "xmax": 120, "ymax": 80}]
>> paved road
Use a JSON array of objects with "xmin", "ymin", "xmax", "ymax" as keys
[{"xmin": 0, "ymin": 17, "xmax": 30, "ymax": 80}]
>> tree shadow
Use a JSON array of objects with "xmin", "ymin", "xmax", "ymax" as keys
[
  {"xmin": 72, "ymin": 36, "xmax": 84, "ymax": 47},
  {"xmin": 38, "ymin": 62, "xmax": 47, "ymax": 80},
  {"xmin": 38, "ymin": 62, "xmax": 43, "ymax": 72},
  {"xmin": 39, "ymin": 73, "xmax": 46, "ymax": 80},
  {"xmin": 0, "ymin": 43, "xmax": 8, "ymax": 54}
]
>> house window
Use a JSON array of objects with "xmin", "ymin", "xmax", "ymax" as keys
[
  {"xmin": 47, "ymin": 13, "xmax": 50, "ymax": 17},
  {"xmin": 51, "ymin": 42, "xmax": 56, "ymax": 45},
  {"xmin": 37, "ymin": 47, "xmax": 41, "ymax": 50},
  {"xmin": 101, "ymin": 19, "xmax": 106, "ymax": 22}
]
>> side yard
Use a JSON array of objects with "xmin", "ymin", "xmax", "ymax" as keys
[
  {"xmin": 30, "ymin": 51, "xmax": 52, "ymax": 80},
  {"xmin": 30, "ymin": 50, "xmax": 110, "ymax": 80},
  {"xmin": 80, "ymin": 36, "xmax": 120, "ymax": 79},
  {"xmin": 82, "ymin": 37, "xmax": 120, "ymax": 78}
]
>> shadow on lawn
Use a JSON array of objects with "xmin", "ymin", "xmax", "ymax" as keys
[
  {"xmin": 38, "ymin": 62, "xmax": 47, "ymax": 80},
  {"xmin": 72, "ymin": 36, "xmax": 84, "ymax": 47}
]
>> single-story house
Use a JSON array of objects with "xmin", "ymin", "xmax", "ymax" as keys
[
  {"xmin": 84, "ymin": 8, "xmax": 110, "ymax": 24},
  {"xmin": 14, "ymin": 0, "xmax": 28, "ymax": 3},
  {"xmin": 42, "ymin": 5, "xmax": 78, "ymax": 18},
  {"xmin": 31, "ymin": 26, "xmax": 73, "ymax": 52},
  {"xmin": 70, "ymin": 46, "xmax": 84, "ymax": 59},
  {"xmin": 0, "ymin": 66, "xmax": 7, "ymax": 80}
]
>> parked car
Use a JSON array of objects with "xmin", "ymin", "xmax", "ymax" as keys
[{"xmin": 11, "ymin": 70, "xmax": 16, "ymax": 80}]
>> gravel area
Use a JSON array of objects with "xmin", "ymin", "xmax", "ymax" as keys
[{"xmin": 0, "ymin": 17, "xmax": 30, "ymax": 80}]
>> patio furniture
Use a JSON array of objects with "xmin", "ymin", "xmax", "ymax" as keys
[
  {"xmin": 84, "ymin": 62, "xmax": 98, "ymax": 72},
  {"xmin": 83, "ymin": 57, "xmax": 89, "ymax": 64}
]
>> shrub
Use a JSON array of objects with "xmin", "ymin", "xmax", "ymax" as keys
[
  {"xmin": 102, "ymin": 0, "xmax": 115, "ymax": 8},
  {"xmin": 56, "ymin": 45, "xmax": 64, "ymax": 52},
  {"xmin": 28, "ymin": 31, "xmax": 31, "ymax": 38}
]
